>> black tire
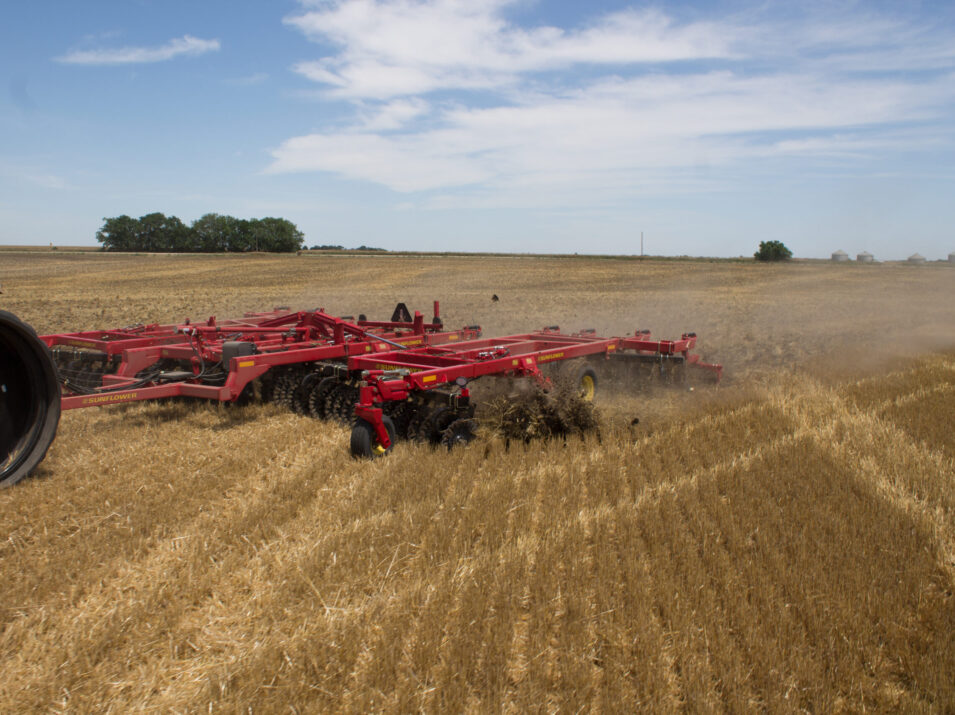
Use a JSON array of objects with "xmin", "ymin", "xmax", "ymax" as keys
[
  {"xmin": 573, "ymin": 364, "xmax": 598, "ymax": 401},
  {"xmin": 1, "ymin": 311, "xmax": 61, "ymax": 487},
  {"xmin": 307, "ymin": 377, "xmax": 339, "ymax": 419},
  {"xmin": 350, "ymin": 415, "xmax": 397, "ymax": 458}
]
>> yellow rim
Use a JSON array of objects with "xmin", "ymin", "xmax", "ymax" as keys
[
  {"xmin": 372, "ymin": 443, "xmax": 387, "ymax": 456},
  {"xmin": 580, "ymin": 374, "xmax": 595, "ymax": 401}
]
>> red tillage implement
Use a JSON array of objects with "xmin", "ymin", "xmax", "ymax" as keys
[
  {"xmin": 45, "ymin": 302, "xmax": 475, "ymax": 410},
  {"xmin": 348, "ymin": 328, "xmax": 721, "ymax": 456},
  {"xmin": 0, "ymin": 303, "xmax": 719, "ymax": 486}
]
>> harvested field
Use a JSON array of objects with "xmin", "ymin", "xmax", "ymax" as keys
[{"xmin": 1, "ymin": 251, "xmax": 954, "ymax": 711}]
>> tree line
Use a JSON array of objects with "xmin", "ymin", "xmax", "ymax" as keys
[
  {"xmin": 309, "ymin": 244, "xmax": 387, "ymax": 252},
  {"xmin": 96, "ymin": 213, "xmax": 305, "ymax": 253}
]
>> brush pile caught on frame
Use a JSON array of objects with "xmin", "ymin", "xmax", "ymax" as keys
[{"xmin": 478, "ymin": 363, "xmax": 600, "ymax": 443}]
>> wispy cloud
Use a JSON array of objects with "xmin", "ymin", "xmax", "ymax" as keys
[
  {"xmin": 0, "ymin": 161, "xmax": 72, "ymax": 190},
  {"xmin": 357, "ymin": 98, "xmax": 429, "ymax": 130},
  {"xmin": 225, "ymin": 72, "xmax": 270, "ymax": 86},
  {"xmin": 269, "ymin": 71, "xmax": 950, "ymax": 191},
  {"xmin": 273, "ymin": 1, "xmax": 955, "ymax": 207},
  {"xmin": 56, "ymin": 35, "xmax": 220, "ymax": 65},
  {"xmin": 286, "ymin": 2, "xmax": 736, "ymax": 99}
]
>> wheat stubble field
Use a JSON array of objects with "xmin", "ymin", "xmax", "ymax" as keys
[{"xmin": 0, "ymin": 251, "xmax": 954, "ymax": 712}]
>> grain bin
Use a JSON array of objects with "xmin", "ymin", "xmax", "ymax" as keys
[
  {"xmin": 949, "ymin": 252, "xmax": 955, "ymax": 263},
  {"xmin": 907, "ymin": 253, "xmax": 926, "ymax": 264},
  {"xmin": 857, "ymin": 251, "xmax": 874, "ymax": 263},
  {"xmin": 831, "ymin": 249, "xmax": 849, "ymax": 262}
]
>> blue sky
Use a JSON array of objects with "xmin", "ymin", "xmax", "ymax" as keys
[{"xmin": 2, "ymin": 0, "xmax": 954, "ymax": 258}]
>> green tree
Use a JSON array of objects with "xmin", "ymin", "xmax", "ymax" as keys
[
  {"xmin": 228, "ymin": 219, "xmax": 255, "ymax": 252},
  {"xmin": 96, "ymin": 215, "xmax": 141, "ymax": 251},
  {"xmin": 754, "ymin": 240, "xmax": 793, "ymax": 262},
  {"xmin": 96, "ymin": 212, "xmax": 302, "ymax": 253},
  {"xmin": 247, "ymin": 217, "xmax": 304, "ymax": 252},
  {"xmin": 137, "ymin": 213, "xmax": 170, "ymax": 251},
  {"xmin": 192, "ymin": 213, "xmax": 249, "ymax": 252},
  {"xmin": 162, "ymin": 215, "xmax": 194, "ymax": 252},
  {"xmin": 131, "ymin": 213, "xmax": 193, "ymax": 252}
]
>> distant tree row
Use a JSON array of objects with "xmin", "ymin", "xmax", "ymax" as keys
[
  {"xmin": 308, "ymin": 244, "xmax": 387, "ymax": 252},
  {"xmin": 96, "ymin": 213, "xmax": 304, "ymax": 253}
]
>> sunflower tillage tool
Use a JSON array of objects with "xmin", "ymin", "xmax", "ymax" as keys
[
  {"xmin": 1, "ymin": 303, "xmax": 720, "ymax": 485},
  {"xmin": 346, "ymin": 326, "xmax": 721, "ymax": 457}
]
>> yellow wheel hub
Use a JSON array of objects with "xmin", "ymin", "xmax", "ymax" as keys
[{"xmin": 580, "ymin": 374, "xmax": 595, "ymax": 401}]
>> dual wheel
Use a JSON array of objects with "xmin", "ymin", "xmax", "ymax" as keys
[{"xmin": 349, "ymin": 412, "xmax": 477, "ymax": 459}]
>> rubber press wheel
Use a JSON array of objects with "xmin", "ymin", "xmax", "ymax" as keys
[
  {"xmin": 1, "ymin": 311, "xmax": 62, "ymax": 487},
  {"xmin": 350, "ymin": 415, "xmax": 398, "ymax": 459}
]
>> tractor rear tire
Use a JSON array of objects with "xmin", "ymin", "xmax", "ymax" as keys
[
  {"xmin": 1, "ymin": 311, "xmax": 61, "ymax": 487},
  {"xmin": 350, "ymin": 415, "xmax": 397, "ymax": 459}
]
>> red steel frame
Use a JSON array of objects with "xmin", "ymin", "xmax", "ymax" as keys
[
  {"xmin": 351, "ymin": 328, "xmax": 722, "ymax": 449},
  {"xmin": 41, "ymin": 302, "xmax": 481, "ymax": 410},
  {"xmin": 37, "ymin": 302, "xmax": 721, "ymax": 456}
]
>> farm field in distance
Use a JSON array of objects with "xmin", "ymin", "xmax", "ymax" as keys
[{"xmin": 1, "ymin": 250, "xmax": 954, "ymax": 711}]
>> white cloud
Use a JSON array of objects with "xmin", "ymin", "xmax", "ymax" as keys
[
  {"xmin": 267, "ymin": 131, "xmax": 492, "ymax": 191},
  {"xmin": 270, "ymin": 70, "xmax": 949, "ymax": 192},
  {"xmin": 769, "ymin": 128, "xmax": 946, "ymax": 159},
  {"xmin": 285, "ymin": 1, "xmax": 735, "ymax": 98},
  {"xmin": 357, "ymin": 98, "xmax": 430, "ymax": 130},
  {"xmin": 56, "ymin": 35, "xmax": 220, "ymax": 65},
  {"xmin": 273, "ymin": 1, "xmax": 955, "ymax": 207}
]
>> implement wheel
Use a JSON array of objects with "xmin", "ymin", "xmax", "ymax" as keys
[
  {"xmin": 1, "ymin": 311, "xmax": 61, "ymax": 487},
  {"xmin": 350, "ymin": 415, "xmax": 397, "ymax": 459},
  {"xmin": 574, "ymin": 364, "xmax": 598, "ymax": 401}
]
